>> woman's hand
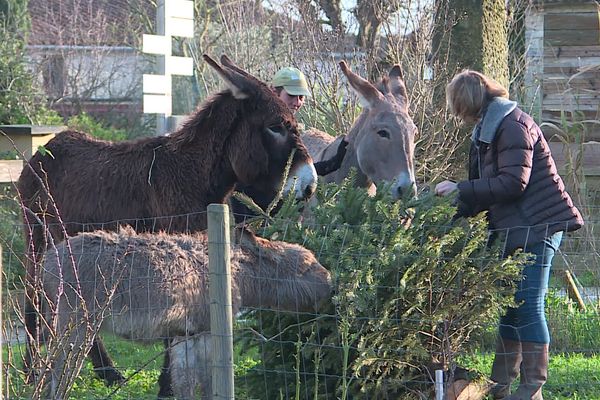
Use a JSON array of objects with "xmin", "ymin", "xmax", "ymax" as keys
[{"xmin": 435, "ymin": 180, "xmax": 458, "ymax": 196}]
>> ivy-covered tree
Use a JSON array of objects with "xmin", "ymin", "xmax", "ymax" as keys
[{"xmin": 432, "ymin": 0, "xmax": 509, "ymax": 89}]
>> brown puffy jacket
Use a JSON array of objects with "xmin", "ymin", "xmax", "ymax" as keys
[{"xmin": 456, "ymin": 107, "xmax": 583, "ymax": 253}]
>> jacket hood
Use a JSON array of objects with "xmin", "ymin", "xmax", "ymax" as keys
[{"xmin": 471, "ymin": 97, "xmax": 517, "ymax": 144}]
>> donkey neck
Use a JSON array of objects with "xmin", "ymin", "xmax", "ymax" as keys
[
  {"xmin": 163, "ymin": 92, "xmax": 243, "ymax": 202},
  {"xmin": 337, "ymin": 143, "xmax": 372, "ymax": 187},
  {"xmin": 169, "ymin": 92, "xmax": 241, "ymax": 149},
  {"xmin": 343, "ymin": 111, "xmax": 372, "ymax": 187}
]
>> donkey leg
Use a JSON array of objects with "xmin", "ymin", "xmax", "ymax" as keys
[
  {"xmin": 23, "ymin": 299, "xmax": 38, "ymax": 383},
  {"xmin": 88, "ymin": 338, "xmax": 125, "ymax": 385},
  {"xmin": 169, "ymin": 333, "xmax": 212, "ymax": 400},
  {"xmin": 157, "ymin": 338, "xmax": 174, "ymax": 398}
]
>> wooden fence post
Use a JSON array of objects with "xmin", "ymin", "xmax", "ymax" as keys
[
  {"xmin": 0, "ymin": 244, "xmax": 3, "ymax": 399},
  {"xmin": 207, "ymin": 204, "xmax": 234, "ymax": 399},
  {"xmin": 564, "ymin": 270, "xmax": 587, "ymax": 312}
]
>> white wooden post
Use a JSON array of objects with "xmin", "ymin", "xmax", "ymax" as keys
[
  {"xmin": 435, "ymin": 369, "xmax": 444, "ymax": 400},
  {"xmin": 207, "ymin": 204, "xmax": 234, "ymax": 399},
  {"xmin": 142, "ymin": 0, "xmax": 194, "ymax": 135},
  {"xmin": 156, "ymin": 0, "xmax": 168, "ymax": 135}
]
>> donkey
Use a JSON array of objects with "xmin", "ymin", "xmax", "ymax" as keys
[
  {"xmin": 303, "ymin": 61, "xmax": 417, "ymax": 199},
  {"xmin": 40, "ymin": 227, "xmax": 331, "ymax": 399},
  {"xmin": 17, "ymin": 54, "xmax": 317, "ymax": 389}
]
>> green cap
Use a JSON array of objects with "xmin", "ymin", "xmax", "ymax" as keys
[{"xmin": 272, "ymin": 67, "xmax": 310, "ymax": 96}]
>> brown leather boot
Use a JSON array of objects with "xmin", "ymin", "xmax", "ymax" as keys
[
  {"xmin": 505, "ymin": 342, "xmax": 548, "ymax": 400},
  {"xmin": 489, "ymin": 338, "xmax": 522, "ymax": 399}
]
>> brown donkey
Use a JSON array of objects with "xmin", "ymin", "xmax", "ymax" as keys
[{"xmin": 17, "ymin": 54, "xmax": 317, "ymax": 393}]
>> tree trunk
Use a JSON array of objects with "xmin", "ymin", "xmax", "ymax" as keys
[
  {"xmin": 431, "ymin": 0, "xmax": 509, "ymax": 176},
  {"xmin": 432, "ymin": 0, "xmax": 508, "ymax": 88},
  {"xmin": 318, "ymin": 0, "xmax": 345, "ymax": 34}
]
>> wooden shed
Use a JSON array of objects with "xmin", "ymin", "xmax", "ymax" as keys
[
  {"xmin": 524, "ymin": 1, "xmax": 600, "ymax": 283},
  {"xmin": 525, "ymin": 0, "xmax": 600, "ymax": 139},
  {"xmin": 525, "ymin": 0, "xmax": 600, "ymax": 195}
]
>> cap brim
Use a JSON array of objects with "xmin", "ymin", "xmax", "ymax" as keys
[{"xmin": 283, "ymin": 85, "xmax": 310, "ymax": 97}]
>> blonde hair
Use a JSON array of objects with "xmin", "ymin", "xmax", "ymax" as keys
[{"xmin": 446, "ymin": 70, "xmax": 509, "ymax": 121}]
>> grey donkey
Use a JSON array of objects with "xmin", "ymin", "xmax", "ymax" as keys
[{"xmin": 40, "ymin": 227, "xmax": 331, "ymax": 399}]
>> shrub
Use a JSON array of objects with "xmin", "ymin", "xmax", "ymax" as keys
[
  {"xmin": 0, "ymin": 0, "xmax": 61, "ymax": 125},
  {"xmin": 67, "ymin": 113, "xmax": 128, "ymax": 141},
  {"xmin": 237, "ymin": 176, "xmax": 527, "ymax": 399}
]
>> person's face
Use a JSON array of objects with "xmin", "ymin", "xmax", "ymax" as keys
[{"xmin": 278, "ymin": 89, "xmax": 305, "ymax": 114}]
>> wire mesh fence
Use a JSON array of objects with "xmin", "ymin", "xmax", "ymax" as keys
[{"xmin": 1, "ymin": 195, "xmax": 600, "ymax": 399}]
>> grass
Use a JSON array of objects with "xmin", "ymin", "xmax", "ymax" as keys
[
  {"xmin": 6, "ymin": 340, "xmax": 600, "ymax": 399},
  {"xmin": 4, "ymin": 333, "xmax": 260, "ymax": 399},
  {"xmin": 4, "ymin": 336, "xmax": 164, "ymax": 400},
  {"xmin": 459, "ymin": 352, "xmax": 600, "ymax": 400},
  {"xmin": 6, "ymin": 331, "xmax": 600, "ymax": 399}
]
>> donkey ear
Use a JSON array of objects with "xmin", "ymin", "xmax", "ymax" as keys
[
  {"xmin": 203, "ymin": 54, "xmax": 249, "ymax": 99},
  {"xmin": 387, "ymin": 64, "xmax": 409, "ymax": 109},
  {"xmin": 339, "ymin": 61, "xmax": 385, "ymax": 109},
  {"xmin": 233, "ymin": 225, "xmax": 258, "ymax": 247},
  {"xmin": 389, "ymin": 65, "xmax": 404, "ymax": 80},
  {"xmin": 220, "ymin": 54, "xmax": 252, "ymax": 78}
]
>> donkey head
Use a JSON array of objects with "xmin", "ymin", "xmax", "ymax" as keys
[
  {"xmin": 340, "ymin": 61, "xmax": 417, "ymax": 199},
  {"xmin": 203, "ymin": 55, "xmax": 317, "ymax": 201},
  {"xmin": 233, "ymin": 226, "xmax": 332, "ymax": 312}
]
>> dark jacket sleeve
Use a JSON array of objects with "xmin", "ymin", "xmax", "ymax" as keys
[
  {"xmin": 314, "ymin": 137, "xmax": 348, "ymax": 176},
  {"xmin": 457, "ymin": 118, "xmax": 535, "ymax": 211}
]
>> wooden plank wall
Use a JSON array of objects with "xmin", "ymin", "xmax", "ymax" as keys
[
  {"xmin": 526, "ymin": 2, "xmax": 600, "ymax": 216},
  {"xmin": 527, "ymin": 2, "xmax": 600, "ymax": 142}
]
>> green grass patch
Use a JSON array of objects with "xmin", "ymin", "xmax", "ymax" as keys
[
  {"xmin": 7, "ymin": 335, "xmax": 600, "ymax": 399},
  {"xmin": 4, "ymin": 332, "xmax": 259, "ymax": 399},
  {"xmin": 459, "ymin": 352, "xmax": 600, "ymax": 400}
]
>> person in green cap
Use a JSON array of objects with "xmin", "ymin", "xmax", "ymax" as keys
[
  {"xmin": 271, "ymin": 66, "xmax": 347, "ymax": 176},
  {"xmin": 272, "ymin": 67, "xmax": 311, "ymax": 114}
]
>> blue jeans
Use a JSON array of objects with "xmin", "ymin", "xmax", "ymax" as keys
[{"xmin": 499, "ymin": 231, "xmax": 563, "ymax": 344}]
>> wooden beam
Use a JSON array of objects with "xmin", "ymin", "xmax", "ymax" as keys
[
  {"xmin": 0, "ymin": 160, "xmax": 24, "ymax": 183},
  {"xmin": 207, "ymin": 204, "xmax": 235, "ymax": 399},
  {"xmin": 564, "ymin": 270, "xmax": 587, "ymax": 312},
  {"xmin": 544, "ymin": 45, "xmax": 600, "ymax": 57},
  {"xmin": 545, "ymin": 13, "xmax": 599, "ymax": 31},
  {"xmin": 545, "ymin": 30, "xmax": 600, "ymax": 46}
]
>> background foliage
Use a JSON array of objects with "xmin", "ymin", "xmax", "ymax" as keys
[{"xmin": 0, "ymin": 0, "xmax": 61, "ymax": 125}]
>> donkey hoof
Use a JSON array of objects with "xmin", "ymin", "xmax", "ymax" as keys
[
  {"xmin": 157, "ymin": 390, "xmax": 174, "ymax": 399},
  {"xmin": 94, "ymin": 367, "xmax": 125, "ymax": 386}
]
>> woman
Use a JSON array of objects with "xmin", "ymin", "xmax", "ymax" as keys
[{"xmin": 435, "ymin": 70, "xmax": 583, "ymax": 399}]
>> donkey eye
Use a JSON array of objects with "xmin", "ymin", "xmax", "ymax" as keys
[
  {"xmin": 376, "ymin": 129, "xmax": 390, "ymax": 138},
  {"xmin": 266, "ymin": 124, "xmax": 286, "ymax": 135}
]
